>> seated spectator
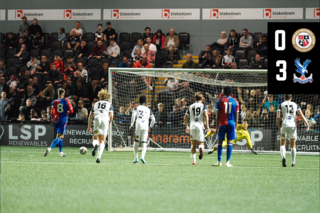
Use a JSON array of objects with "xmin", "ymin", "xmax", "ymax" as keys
[
  {"xmin": 40, "ymin": 83, "xmax": 56, "ymax": 107},
  {"xmin": 63, "ymin": 63, "xmax": 74, "ymax": 81},
  {"xmin": 314, "ymin": 108, "xmax": 320, "ymax": 127},
  {"xmin": 73, "ymin": 80, "xmax": 89, "ymax": 102},
  {"xmin": 67, "ymin": 30, "xmax": 80, "ymax": 50},
  {"xmin": 21, "ymin": 85, "xmax": 37, "ymax": 107},
  {"xmin": 142, "ymin": 44, "xmax": 156, "ymax": 64},
  {"xmin": 100, "ymin": 63, "xmax": 109, "ymax": 86},
  {"xmin": 146, "ymin": 36, "xmax": 157, "ymax": 52},
  {"xmin": 169, "ymin": 105, "xmax": 183, "ymax": 125},
  {"xmin": 76, "ymin": 100, "xmax": 88, "ymax": 121},
  {"xmin": 75, "ymin": 62, "xmax": 88, "ymax": 81},
  {"xmin": 71, "ymin": 21, "xmax": 83, "ymax": 39},
  {"xmin": 95, "ymin": 24, "xmax": 104, "ymax": 41},
  {"xmin": 227, "ymin": 29, "xmax": 239, "ymax": 50},
  {"xmin": 38, "ymin": 110, "xmax": 50, "ymax": 122},
  {"xmin": 0, "ymin": 62, "xmax": 7, "ymax": 79},
  {"xmin": 131, "ymin": 39, "xmax": 145, "ymax": 58},
  {"xmin": 47, "ymin": 64, "xmax": 62, "ymax": 86},
  {"xmin": 17, "ymin": 113, "xmax": 26, "ymax": 121},
  {"xmin": 59, "ymin": 81, "xmax": 73, "ymax": 98},
  {"xmin": 22, "ymin": 30, "xmax": 32, "ymax": 51},
  {"xmin": 30, "ymin": 109, "xmax": 39, "ymax": 120},
  {"xmin": 65, "ymin": 56, "xmax": 76, "ymax": 70},
  {"xmin": 4, "ymin": 32, "xmax": 17, "ymax": 50},
  {"xmin": 153, "ymin": 29, "xmax": 165, "ymax": 50},
  {"xmin": 302, "ymin": 109, "xmax": 317, "ymax": 129},
  {"xmin": 20, "ymin": 99, "xmax": 35, "ymax": 120},
  {"xmin": 178, "ymin": 83, "xmax": 194, "ymax": 102},
  {"xmin": 72, "ymin": 71, "xmax": 85, "ymax": 87},
  {"xmin": 164, "ymin": 28, "xmax": 179, "ymax": 61},
  {"xmin": 119, "ymin": 57, "xmax": 129, "ymax": 68},
  {"xmin": 103, "ymin": 22, "xmax": 116, "ymax": 41},
  {"xmin": 32, "ymin": 31, "xmax": 45, "ymax": 49},
  {"xmin": 7, "ymin": 87, "xmax": 21, "ymax": 108},
  {"xmin": 210, "ymin": 31, "xmax": 228, "ymax": 51},
  {"xmin": 51, "ymin": 55, "xmax": 64, "ymax": 72},
  {"xmin": 0, "ymin": 92, "xmax": 9, "ymax": 121},
  {"xmin": 19, "ymin": 16, "xmax": 29, "ymax": 36},
  {"xmin": 164, "ymin": 77, "xmax": 179, "ymax": 92},
  {"xmin": 28, "ymin": 18, "xmax": 42, "ymax": 36},
  {"xmin": 5, "ymin": 97, "xmax": 20, "ymax": 120},
  {"xmin": 118, "ymin": 106, "xmax": 129, "ymax": 123},
  {"xmin": 14, "ymin": 44, "xmax": 30, "ymax": 66},
  {"xmin": 36, "ymin": 56, "xmax": 50, "ymax": 74},
  {"xmin": 239, "ymin": 28, "xmax": 253, "ymax": 49},
  {"xmin": 7, "ymin": 74, "xmax": 19, "ymax": 89},
  {"xmin": 301, "ymin": 103, "xmax": 314, "ymax": 116},
  {"xmin": 143, "ymin": 27, "xmax": 152, "ymax": 42},
  {"xmin": 256, "ymin": 36, "xmax": 263, "ymax": 48},
  {"xmin": 263, "ymin": 94, "xmax": 279, "ymax": 113},
  {"xmin": 106, "ymin": 39, "xmax": 120, "ymax": 58},
  {"xmin": 155, "ymin": 103, "xmax": 167, "ymax": 127},
  {"xmin": 18, "ymin": 70, "xmax": 30, "ymax": 91},
  {"xmin": 16, "ymin": 37, "xmax": 25, "ymax": 51},
  {"xmin": 27, "ymin": 54, "xmax": 40, "ymax": 75},
  {"xmin": 221, "ymin": 48, "xmax": 235, "ymax": 69},
  {"xmin": 58, "ymin": 27, "xmax": 67, "ymax": 42},
  {"xmin": 77, "ymin": 39, "xmax": 90, "ymax": 58},
  {"xmin": 199, "ymin": 45, "xmax": 213, "ymax": 67},
  {"xmin": 212, "ymin": 50, "xmax": 222, "ymax": 68},
  {"xmin": 46, "ymin": 106, "xmax": 52, "ymax": 121},
  {"xmin": 87, "ymin": 80, "xmax": 100, "ymax": 102},
  {"xmin": 133, "ymin": 48, "xmax": 142, "ymax": 62},
  {"xmin": 257, "ymin": 36, "xmax": 268, "ymax": 57},
  {"xmin": 250, "ymin": 53, "xmax": 264, "ymax": 69},
  {"xmin": 182, "ymin": 53, "xmax": 197, "ymax": 68},
  {"xmin": 89, "ymin": 40, "xmax": 107, "ymax": 59}
]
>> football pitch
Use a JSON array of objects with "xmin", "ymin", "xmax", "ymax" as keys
[{"xmin": 1, "ymin": 146, "xmax": 319, "ymax": 213}]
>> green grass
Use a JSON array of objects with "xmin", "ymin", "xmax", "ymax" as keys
[{"xmin": 1, "ymin": 146, "xmax": 319, "ymax": 213}]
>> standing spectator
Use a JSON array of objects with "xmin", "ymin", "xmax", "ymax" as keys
[
  {"xmin": 212, "ymin": 50, "xmax": 222, "ymax": 68},
  {"xmin": 8, "ymin": 86, "xmax": 21, "ymax": 107},
  {"xmin": 0, "ymin": 92, "xmax": 9, "ymax": 121},
  {"xmin": 0, "ymin": 62, "xmax": 7, "ymax": 79},
  {"xmin": 262, "ymin": 94, "xmax": 279, "ymax": 113},
  {"xmin": 71, "ymin": 21, "xmax": 83, "ymax": 39},
  {"xmin": 210, "ymin": 31, "xmax": 228, "ymax": 51},
  {"xmin": 36, "ymin": 56, "xmax": 50, "ymax": 74},
  {"xmin": 119, "ymin": 57, "xmax": 129, "ymax": 68},
  {"xmin": 7, "ymin": 74, "xmax": 19, "ymax": 89},
  {"xmin": 268, "ymin": 104, "xmax": 277, "ymax": 127},
  {"xmin": 131, "ymin": 39, "xmax": 145, "ymax": 58},
  {"xmin": 257, "ymin": 36, "xmax": 268, "ymax": 57},
  {"xmin": 303, "ymin": 109, "xmax": 317, "ymax": 129},
  {"xmin": 207, "ymin": 104, "xmax": 215, "ymax": 128},
  {"xmin": 47, "ymin": 64, "xmax": 62, "ymax": 86},
  {"xmin": 106, "ymin": 39, "xmax": 120, "ymax": 58},
  {"xmin": 239, "ymin": 29, "xmax": 253, "ymax": 49},
  {"xmin": 87, "ymin": 80, "xmax": 100, "ymax": 102},
  {"xmin": 20, "ymin": 99, "xmax": 34, "ymax": 120},
  {"xmin": 133, "ymin": 48, "xmax": 142, "ymax": 62},
  {"xmin": 73, "ymin": 80, "xmax": 89, "ymax": 102},
  {"xmin": 143, "ymin": 27, "xmax": 153, "ymax": 42},
  {"xmin": 51, "ymin": 55, "xmax": 64, "ymax": 72},
  {"xmin": 75, "ymin": 62, "xmax": 88, "ymax": 80},
  {"xmin": 146, "ymin": 37, "xmax": 157, "ymax": 52},
  {"xmin": 32, "ymin": 31, "xmax": 45, "ymax": 49},
  {"xmin": 75, "ymin": 100, "xmax": 88, "ymax": 121},
  {"xmin": 77, "ymin": 39, "xmax": 90, "ymax": 58},
  {"xmin": 58, "ymin": 28, "xmax": 67, "ymax": 42},
  {"xmin": 239, "ymin": 104, "xmax": 249, "ymax": 124},
  {"xmin": 142, "ymin": 44, "xmax": 156, "ymax": 64},
  {"xmin": 250, "ymin": 53, "xmax": 264, "ymax": 69},
  {"xmin": 4, "ymin": 32, "xmax": 17, "ymax": 50},
  {"xmin": 95, "ymin": 24, "xmax": 104, "ymax": 41},
  {"xmin": 5, "ymin": 97, "xmax": 20, "ymax": 120},
  {"xmin": 40, "ymin": 83, "xmax": 56, "ymax": 107},
  {"xmin": 14, "ymin": 44, "xmax": 30, "ymax": 66},
  {"xmin": 164, "ymin": 77, "xmax": 179, "ymax": 92},
  {"xmin": 206, "ymin": 91, "xmax": 220, "ymax": 114},
  {"xmin": 169, "ymin": 105, "xmax": 183, "ymax": 125},
  {"xmin": 27, "ymin": 54, "xmax": 40, "ymax": 75},
  {"xmin": 19, "ymin": 17, "xmax": 29, "ymax": 36},
  {"xmin": 199, "ymin": 45, "xmax": 213, "ymax": 67},
  {"xmin": 22, "ymin": 30, "xmax": 32, "ymax": 51},
  {"xmin": 118, "ymin": 106, "xmax": 128, "ymax": 123},
  {"xmin": 164, "ymin": 28, "xmax": 179, "ymax": 61},
  {"xmin": 89, "ymin": 40, "xmax": 107, "ymax": 59},
  {"xmin": 21, "ymin": 85, "xmax": 37, "ymax": 107},
  {"xmin": 67, "ymin": 30, "xmax": 80, "ymax": 50},
  {"xmin": 221, "ymin": 48, "xmax": 235, "ymax": 68},
  {"xmin": 153, "ymin": 29, "xmax": 165, "ymax": 50},
  {"xmin": 227, "ymin": 29, "xmax": 239, "ymax": 50},
  {"xmin": 182, "ymin": 53, "xmax": 197, "ymax": 68},
  {"xmin": 155, "ymin": 103, "xmax": 167, "ymax": 127},
  {"xmin": 100, "ymin": 63, "xmax": 109, "ymax": 86},
  {"xmin": 103, "ymin": 22, "xmax": 116, "ymax": 41},
  {"xmin": 28, "ymin": 18, "xmax": 43, "ymax": 36}
]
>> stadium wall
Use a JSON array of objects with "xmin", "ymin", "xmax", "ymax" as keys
[{"xmin": 0, "ymin": 0, "xmax": 318, "ymax": 54}]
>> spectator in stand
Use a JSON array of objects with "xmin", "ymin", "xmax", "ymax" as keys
[
  {"xmin": 21, "ymin": 85, "xmax": 37, "ymax": 107},
  {"xmin": 77, "ymin": 39, "xmax": 90, "ymax": 58},
  {"xmin": 22, "ymin": 30, "xmax": 32, "ymax": 51},
  {"xmin": 227, "ymin": 29, "xmax": 239, "ymax": 50},
  {"xmin": 169, "ymin": 105, "xmax": 183, "ymax": 125},
  {"xmin": 303, "ymin": 109, "xmax": 317, "ymax": 129},
  {"xmin": 100, "ymin": 63, "xmax": 109, "ymax": 86},
  {"xmin": 15, "ymin": 44, "xmax": 30, "ymax": 66},
  {"xmin": 255, "ymin": 88, "xmax": 265, "ymax": 109},
  {"xmin": 58, "ymin": 28, "xmax": 67, "ymax": 42},
  {"xmin": 250, "ymin": 53, "xmax": 264, "ymax": 69},
  {"xmin": 155, "ymin": 103, "xmax": 167, "ymax": 127},
  {"xmin": 75, "ymin": 100, "xmax": 88, "ymax": 121},
  {"xmin": 182, "ymin": 53, "xmax": 197, "ymax": 68},
  {"xmin": 47, "ymin": 64, "xmax": 62, "ymax": 86},
  {"xmin": 133, "ymin": 48, "xmax": 142, "ymax": 62},
  {"xmin": 36, "ymin": 56, "xmax": 50, "ymax": 74},
  {"xmin": 24, "ymin": 77, "xmax": 41, "ymax": 97},
  {"xmin": 153, "ymin": 29, "xmax": 165, "ymax": 50},
  {"xmin": 72, "ymin": 71, "xmax": 85, "ymax": 87},
  {"xmin": 0, "ymin": 92, "xmax": 9, "ymax": 121},
  {"xmin": 210, "ymin": 31, "xmax": 228, "ymax": 51},
  {"xmin": 178, "ymin": 83, "xmax": 194, "ymax": 102},
  {"xmin": 27, "ymin": 54, "xmax": 40, "ymax": 75},
  {"xmin": 73, "ymin": 80, "xmax": 89, "ymax": 102},
  {"xmin": 40, "ymin": 83, "xmax": 55, "ymax": 107},
  {"xmin": 206, "ymin": 91, "xmax": 220, "ymax": 114},
  {"xmin": 95, "ymin": 24, "xmax": 104, "ymax": 41},
  {"xmin": 199, "ymin": 45, "xmax": 213, "ymax": 68},
  {"xmin": 314, "ymin": 108, "xmax": 320, "ymax": 127},
  {"xmin": 59, "ymin": 81, "xmax": 73, "ymax": 99},
  {"xmin": 212, "ymin": 50, "xmax": 222, "ymax": 68},
  {"xmin": 32, "ymin": 31, "xmax": 45, "ymax": 49},
  {"xmin": 256, "ymin": 36, "xmax": 263, "ymax": 48},
  {"xmin": 20, "ymin": 99, "xmax": 34, "ymax": 120},
  {"xmin": 119, "ymin": 57, "xmax": 129, "ymax": 68},
  {"xmin": 262, "ymin": 94, "xmax": 279, "ymax": 113},
  {"xmin": 106, "ymin": 39, "xmax": 120, "ymax": 58},
  {"xmin": 16, "ymin": 37, "xmax": 25, "ymax": 52},
  {"xmin": 51, "ymin": 55, "xmax": 63, "ymax": 72},
  {"xmin": 89, "ymin": 40, "xmax": 107, "ymax": 59},
  {"xmin": 164, "ymin": 77, "xmax": 179, "ymax": 92},
  {"xmin": 103, "ymin": 22, "xmax": 116, "ymax": 41},
  {"xmin": 207, "ymin": 104, "xmax": 215, "ymax": 128},
  {"xmin": 118, "ymin": 106, "xmax": 128, "ymax": 123},
  {"xmin": 87, "ymin": 80, "xmax": 100, "ymax": 102},
  {"xmin": 133, "ymin": 55, "xmax": 152, "ymax": 90},
  {"xmin": 28, "ymin": 18, "xmax": 43, "ymax": 36},
  {"xmin": 71, "ymin": 21, "xmax": 83, "ymax": 39},
  {"xmin": 143, "ymin": 27, "xmax": 153, "ymax": 42},
  {"xmin": 222, "ymin": 48, "xmax": 235, "ymax": 69},
  {"xmin": 7, "ymin": 74, "xmax": 19, "ymax": 89},
  {"xmin": 301, "ymin": 103, "xmax": 314, "ymax": 116},
  {"xmin": 239, "ymin": 29, "xmax": 253, "ymax": 49},
  {"xmin": 146, "ymin": 37, "xmax": 157, "ymax": 52},
  {"xmin": 4, "ymin": 32, "xmax": 16, "ymax": 50},
  {"xmin": 19, "ymin": 16, "xmax": 29, "ymax": 36},
  {"xmin": 75, "ymin": 62, "xmax": 88, "ymax": 81},
  {"xmin": 17, "ymin": 113, "xmax": 26, "ymax": 121},
  {"xmin": 239, "ymin": 104, "xmax": 249, "ymax": 124},
  {"xmin": 164, "ymin": 28, "xmax": 179, "ymax": 61},
  {"xmin": 67, "ymin": 30, "xmax": 80, "ymax": 50},
  {"xmin": 5, "ymin": 97, "xmax": 20, "ymax": 120},
  {"xmin": 18, "ymin": 70, "xmax": 30, "ymax": 90},
  {"xmin": 142, "ymin": 44, "xmax": 156, "ymax": 64},
  {"xmin": 257, "ymin": 36, "xmax": 268, "ymax": 57},
  {"xmin": 131, "ymin": 39, "xmax": 145, "ymax": 58},
  {"xmin": 0, "ymin": 62, "xmax": 7, "ymax": 80},
  {"xmin": 268, "ymin": 104, "xmax": 277, "ymax": 127}
]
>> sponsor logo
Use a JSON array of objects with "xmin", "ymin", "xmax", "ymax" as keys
[
  {"xmin": 263, "ymin": 8, "xmax": 272, "ymax": 18},
  {"xmin": 64, "ymin": 10, "xmax": 72, "ymax": 19},
  {"xmin": 292, "ymin": 28, "xmax": 316, "ymax": 52},
  {"xmin": 211, "ymin": 9, "xmax": 219, "ymax": 18},
  {"xmin": 15, "ymin": 10, "xmax": 23, "ymax": 19},
  {"xmin": 293, "ymin": 58, "xmax": 313, "ymax": 84},
  {"xmin": 14, "ymin": 10, "xmax": 44, "ymax": 19},
  {"xmin": 162, "ymin": 9, "xmax": 170, "ymax": 19},
  {"xmin": 64, "ymin": 9, "xmax": 94, "ymax": 19},
  {"xmin": 151, "ymin": 134, "xmax": 190, "ymax": 144},
  {"xmin": 314, "ymin": 8, "xmax": 320, "ymax": 17},
  {"xmin": 112, "ymin": 9, "xmax": 119, "ymax": 19}
]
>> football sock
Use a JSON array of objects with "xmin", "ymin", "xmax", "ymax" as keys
[
  {"xmin": 280, "ymin": 146, "xmax": 286, "ymax": 159},
  {"xmin": 58, "ymin": 138, "xmax": 63, "ymax": 152},
  {"xmin": 134, "ymin": 142, "xmax": 139, "ymax": 159},
  {"xmin": 226, "ymin": 143, "xmax": 233, "ymax": 162},
  {"xmin": 141, "ymin": 142, "xmax": 147, "ymax": 158},
  {"xmin": 217, "ymin": 143, "xmax": 223, "ymax": 162},
  {"xmin": 206, "ymin": 130, "xmax": 214, "ymax": 138},
  {"xmin": 50, "ymin": 137, "xmax": 61, "ymax": 149},
  {"xmin": 291, "ymin": 148, "xmax": 296, "ymax": 163},
  {"xmin": 92, "ymin": 140, "xmax": 99, "ymax": 147},
  {"xmin": 98, "ymin": 143, "xmax": 105, "ymax": 159},
  {"xmin": 247, "ymin": 140, "xmax": 253, "ymax": 149},
  {"xmin": 191, "ymin": 154, "xmax": 196, "ymax": 161}
]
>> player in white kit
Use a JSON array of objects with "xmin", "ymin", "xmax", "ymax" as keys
[
  {"xmin": 130, "ymin": 95, "xmax": 155, "ymax": 164},
  {"xmin": 87, "ymin": 89, "xmax": 114, "ymax": 163},
  {"xmin": 184, "ymin": 92, "xmax": 209, "ymax": 165},
  {"xmin": 277, "ymin": 94, "xmax": 309, "ymax": 167}
]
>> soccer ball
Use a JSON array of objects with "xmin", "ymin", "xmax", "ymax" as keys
[{"xmin": 79, "ymin": 146, "xmax": 87, "ymax": 155}]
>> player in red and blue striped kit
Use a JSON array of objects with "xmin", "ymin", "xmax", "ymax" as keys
[
  {"xmin": 44, "ymin": 89, "xmax": 73, "ymax": 157},
  {"xmin": 213, "ymin": 86, "xmax": 239, "ymax": 167}
]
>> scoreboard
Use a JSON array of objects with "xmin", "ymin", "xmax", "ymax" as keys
[{"xmin": 268, "ymin": 23, "xmax": 320, "ymax": 94}]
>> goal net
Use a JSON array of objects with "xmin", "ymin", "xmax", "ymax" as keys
[{"xmin": 108, "ymin": 68, "xmax": 319, "ymax": 155}]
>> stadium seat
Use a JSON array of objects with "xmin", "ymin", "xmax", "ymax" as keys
[
  {"xmin": 102, "ymin": 40, "xmax": 108, "ymax": 47},
  {"xmin": 46, "ymin": 57, "xmax": 53, "ymax": 64},
  {"xmin": 6, "ymin": 49, "xmax": 16, "ymax": 58},
  {"xmin": 114, "ymin": 33, "xmax": 118, "ymax": 41},
  {"xmin": 100, "ymin": 57, "xmax": 111, "ymax": 66},
  {"xmin": 88, "ymin": 66, "xmax": 101, "ymax": 77},
  {"xmin": 1, "ymin": 49, "xmax": 5, "ymax": 58},
  {"xmin": 120, "ymin": 41, "xmax": 131, "ymax": 50},
  {"xmin": 143, "ymin": 33, "xmax": 154, "ymax": 40},
  {"xmin": 253, "ymin": 32, "xmax": 264, "ymax": 43},
  {"xmin": 131, "ymin": 33, "xmax": 142, "ymax": 43},
  {"xmin": 157, "ymin": 49, "xmax": 170, "ymax": 66},
  {"xmin": 43, "ymin": 33, "xmax": 50, "ymax": 48},
  {"xmin": 88, "ymin": 57, "xmax": 99, "ymax": 67},
  {"xmin": 234, "ymin": 50, "xmax": 246, "ymax": 59},
  {"xmin": 7, "ymin": 66, "xmax": 18, "ymax": 75},
  {"xmin": 19, "ymin": 65, "xmax": 28, "ymax": 74},
  {"xmin": 50, "ymin": 33, "xmax": 59, "ymax": 41},
  {"xmin": 0, "ymin": 58, "xmax": 5, "ymax": 63},
  {"xmin": 40, "ymin": 48, "xmax": 51, "ymax": 58},
  {"xmin": 65, "ymin": 33, "xmax": 70, "ymax": 39},
  {"xmin": 30, "ymin": 49, "xmax": 40, "ymax": 58},
  {"xmin": 63, "ymin": 49, "xmax": 75, "ymax": 58},
  {"xmin": 121, "ymin": 49, "xmax": 132, "ymax": 59},
  {"xmin": 33, "ymin": 74, "xmax": 43, "ymax": 83},
  {"xmin": 238, "ymin": 59, "xmax": 248, "ymax": 68},
  {"xmin": 51, "ymin": 49, "xmax": 63, "ymax": 58},
  {"xmin": 119, "ymin": 33, "xmax": 130, "ymax": 43},
  {"xmin": 111, "ymin": 57, "xmax": 122, "ymax": 65},
  {"xmin": 247, "ymin": 49, "xmax": 256, "ymax": 59},
  {"xmin": 7, "ymin": 57, "xmax": 18, "ymax": 66},
  {"xmin": 51, "ymin": 41, "xmax": 61, "ymax": 50},
  {"xmin": 86, "ymin": 41, "xmax": 96, "ymax": 52},
  {"xmin": 264, "ymin": 59, "xmax": 268, "ymax": 68},
  {"xmin": 178, "ymin": 32, "xmax": 190, "ymax": 47},
  {"xmin": 84, "ymin": 33, "xmax": 95, "ymax": 41},
  {"xmin": 0, "ymin": 33, "xmax": 4, "ymax": 42},
  {"xmin": 166, "ymin": 32, "xmax": 177, "ymax": 37},
  {"xmin": 76, "ymin": 57, "xmax": 87, "ymax": 66}
]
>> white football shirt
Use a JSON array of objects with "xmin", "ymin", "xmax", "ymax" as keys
[
  {"xmin": 278, "ymin": 101, "xmax": 300, "ymax": 128},
  {"xmin": 131, "ymin": 105, "xmax": 155, "ymax": 131},
  {"xmin": 185, "ymin": 102, "xmax": 208, "ymax": 130},
  {"xmin": 92, "ymin": 100, "xmax": 113, "ymax": 119}
]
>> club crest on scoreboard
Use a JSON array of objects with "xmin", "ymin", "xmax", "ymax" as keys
[
  {"xmin": 292, "ymin": 28, "xmax": 316, "ymax": 53},
  {"xmin": 293, "ymin": 58, "xmax": 313, "ymax": 84}
]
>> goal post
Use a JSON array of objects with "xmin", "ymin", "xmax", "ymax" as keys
[{"xmin": 108, "ymin": 68, "xmax": 319, "ymax": 155}]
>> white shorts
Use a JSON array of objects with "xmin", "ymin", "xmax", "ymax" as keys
[
  {"xmin": 280, "ymin": 127, "xmax": 297, "ymax": 139},
  {"xmin": 190, "ymin": 126, "xmax": 205, "ymax": 142},
  {"xmin": 93, "ymin": 117, "xmax": 109, "ymax": 136},
  {"xmin": 135, "ymin": 130, "xmax": 148, "ymax": 142}
]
